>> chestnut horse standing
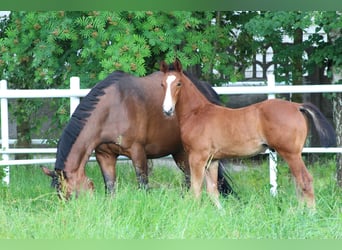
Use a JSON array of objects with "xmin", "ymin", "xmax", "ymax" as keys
[
  {"xmin": 160, "ymin": 59, "xmax": 336, "ymax": 209},
  {"xmin": 42, "ymin": 70, "xmax": 234, "ymax": 199}
]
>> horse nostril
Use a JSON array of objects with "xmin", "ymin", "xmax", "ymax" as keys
[{"xmin": 163, "ymin": 109, "xmax": 173, "ymax": 116}]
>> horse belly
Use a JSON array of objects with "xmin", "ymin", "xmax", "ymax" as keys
[
  {"xmin": 145, "ymin": 130, "xmax": 181, "ymax": 158},
  {"xmin": 145, "ymin": 141, "xmax": 180, "ymax": 158},
  {"xmin": 209, "ymin": 116, "xmax": 266, "ymax": 158},
  {"xmin": 215, "ymin": 140, "xmax": 266, "ymax": 159}
]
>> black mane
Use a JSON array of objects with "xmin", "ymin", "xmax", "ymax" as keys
[
  {"xmin": 55, "ymin": 71, "xmax": 127, "ymax": 170},
  {"xmin": 185, "ymin": 72, "xmax": 222, "ymax": 106},
  {"xmin": 167, "ymin": 64, "xmax": 222, "ymax": 106}
]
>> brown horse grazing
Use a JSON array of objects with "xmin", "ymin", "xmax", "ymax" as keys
[
  {"xmin": 42, "ymin": 70, "xmax": 235, "ymax": 200},
  {"xmin": 160, "ymin": 59, "xmax": 336, "ymax": 209}
]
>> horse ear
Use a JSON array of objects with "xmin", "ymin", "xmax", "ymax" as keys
[
  {"xmin": 174, "ymin": 58, "xmax": 183, "ymax": 72},
  {"xmin": 41, "ymin": 166, "xmax": 57, "ymax": 178},
  {"xmin": 160, "ymin": 61, "xmax": 169, "ymax": 73}
]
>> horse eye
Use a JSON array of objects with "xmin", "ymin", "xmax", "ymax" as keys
[{"xmin": 177, "ymin": 82, "xmax": 181, "ymax": 87}]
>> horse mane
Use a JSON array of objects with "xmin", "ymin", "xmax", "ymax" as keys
[
  {"xmin": 55, "ymin": 71, "xmax": 127, "ymax": 170},
  {"xmin": 167, "ymin": 64, "xmax": 222, "ymax": 106},
  {"xmin": 186, "ymin": 74, "xmax": 222, "ymax": 106}
]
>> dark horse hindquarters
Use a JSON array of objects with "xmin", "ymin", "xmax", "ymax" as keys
[{"xmin": 43, "ymin": 70, "xmax": 234, "ymax": 199}]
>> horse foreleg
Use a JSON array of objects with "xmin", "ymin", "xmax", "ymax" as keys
[
  {"xmin": 205, "ymin": 160, "xmax": 223, "ymax": 210},
  {"xmin": 279, "ymin": 151, "xmax": 315, "ymax": 209},
  {"xmin": 95, "ymin": 150, "xmax": 117, "ymax": 195},
  {"xmin": 188, "ymin": 153, "xmax": 206, "ymax": 200},
  {"xmin": 130, "ymin": 144, "xmax": 149, "ymax": 190}
]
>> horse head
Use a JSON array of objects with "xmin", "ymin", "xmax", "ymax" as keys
[
  {"xmin": 160, "ymin": 59, "xmax": 184, "ymax": 116},
  {"xmin": 42, "ymin": 166, "xmax": 94, "ymax": 200}
]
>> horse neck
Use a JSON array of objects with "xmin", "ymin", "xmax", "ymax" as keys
[
  {"xmin": 56, "ymin": 125, "xmax": 98, "ymax": 175},
  {"xmin": 69, "ymin": 139, "xmax": 92, "ymax": 172},
  {"xmin": 176, "ymin": 77, "xmax": 211, "ymax": 120}
]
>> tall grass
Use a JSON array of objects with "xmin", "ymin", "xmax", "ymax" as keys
[{"xmin": 0, "ymin": 159, "xmax": 341, "ymax": 239}]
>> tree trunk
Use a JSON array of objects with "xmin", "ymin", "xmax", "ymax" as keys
[
  {"xmin": 330, "ymin": 25, "xmax": 342, "ymax": 187},
  {"xmin": 333, "ymin": 95, "xmax": 342, "ymax": 187},
  {"xmin": 332, "ymin": 72, "xmax": 342, "ymax": 187},
  {"xmin": 333, "ymin": 86, "xmax": 342, "ymax": 187}
]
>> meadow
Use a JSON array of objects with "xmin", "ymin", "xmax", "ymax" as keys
[{"xmin": 0, "ymin": 157, "xmax": 341, "ymax": 239}]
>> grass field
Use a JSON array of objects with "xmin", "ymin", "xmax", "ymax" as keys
[{"xmin": 0, "ymin": 157, "xmax": 341, "ymax": 239}]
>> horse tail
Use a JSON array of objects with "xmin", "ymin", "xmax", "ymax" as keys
[
  {"xmin": 300, "ymin": 103, "xmax": 337, "ymax": 147},
  {"xmin": 217, "ymin": 160, "xmax": 238, "ymax": 198}
]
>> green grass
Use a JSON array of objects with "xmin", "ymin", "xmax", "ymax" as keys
[{"xmin": 0, "ymin": 159, "xmax": 341, "ymax": 239}]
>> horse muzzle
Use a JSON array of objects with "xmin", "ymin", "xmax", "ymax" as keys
[{"xmin": 163, "ymin": 108, "xmax": 174, "ymax": 117}]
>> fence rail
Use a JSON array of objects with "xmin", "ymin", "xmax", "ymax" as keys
[{"xmin": 1, "ymin": 75, "xmax": 342, "ymax": 195}]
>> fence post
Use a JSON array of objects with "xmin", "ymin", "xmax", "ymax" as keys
[
  {"xmin": 0, "ymin": 80, "xmax": 10, "ymax": 185},
  {"xmin": 70, "ymin": 77, "xmax": 80, "ymax": 116},
  {"xmin": 267, "ymin": 74, "xmax": 278, "ymax": 196}
]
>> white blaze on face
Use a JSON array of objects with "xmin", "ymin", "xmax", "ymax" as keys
[{"xmin": 163, "ymin": 75, "xmax": 176, "ymax": 114}]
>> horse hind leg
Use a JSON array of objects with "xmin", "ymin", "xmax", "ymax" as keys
[{"xmin": 279, "ymin": 151, "xmax": 315, "ymax": 209}]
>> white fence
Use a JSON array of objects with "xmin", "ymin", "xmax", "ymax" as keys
[{"xmin": 1, "ymin": 75, "xmax": 342, "ymax": 195}]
